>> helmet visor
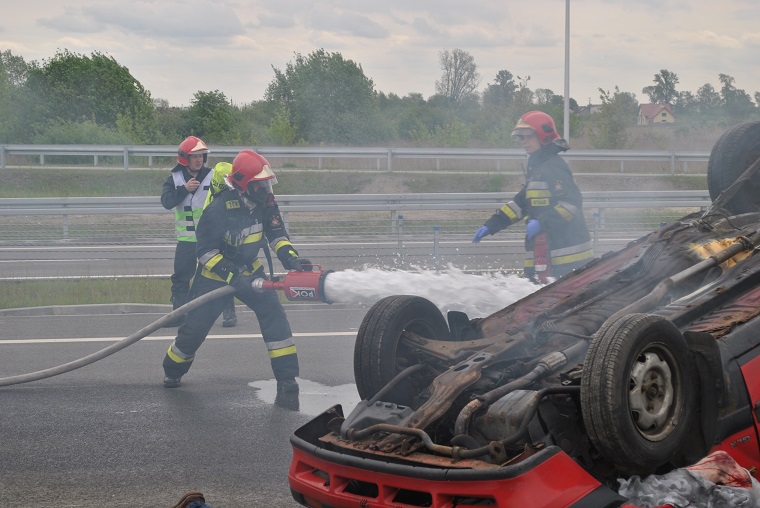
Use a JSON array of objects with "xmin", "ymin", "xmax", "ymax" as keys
[
  {"xmin": 251, "ymin": 179, "xmax": 275, "ymax": 195},
  {"xmin": 511, "ymin": 128, "xmax": 536, "ymax": 141}
]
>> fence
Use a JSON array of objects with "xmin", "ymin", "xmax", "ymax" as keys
[
  {"xmin": 0, "ymin": 145, "xmax": 712, "ymax": 175},
  {"xmin": 0, "ymin": 191, "xmax": 713, "ymax": 278}
]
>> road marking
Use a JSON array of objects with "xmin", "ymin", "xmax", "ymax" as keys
[{"xmin": 0, "ymin": 331, "xmax": 357, "ymax": 344}]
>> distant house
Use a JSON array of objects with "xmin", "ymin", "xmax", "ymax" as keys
[{"xmin": 637, "ymin": 103, "xmax": 675, "ymax": 125}]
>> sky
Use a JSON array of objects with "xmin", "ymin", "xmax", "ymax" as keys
[{"xmin": 2, "ymin": 0, "xmax": 759, "ymax": 108}]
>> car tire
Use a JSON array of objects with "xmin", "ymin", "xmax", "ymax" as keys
[
  {"xmin": 707, "ymin": 121, "xmax": 760, "ymax": 214},
  {"xmin": 354, "ymin": 295, "xmax": 450, "ymax": 402},
  {"xmin": 580, "ymin": 313, "xmax": 696, "ymax": 474}
]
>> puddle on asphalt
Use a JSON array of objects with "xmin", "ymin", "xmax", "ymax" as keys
[{"xmin": 248, "ymin": 378, "xmax": 362, "ymax": 415}]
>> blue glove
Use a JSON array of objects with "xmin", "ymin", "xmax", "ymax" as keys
[
  {"xmin": 472, "ymin": 226, "xmax": 490, "ymax": 243},
  {"xmin": 526, "ymin": 219, "xmax": 542, "ymax": 240}
]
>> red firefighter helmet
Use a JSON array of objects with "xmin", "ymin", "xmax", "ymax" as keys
[
  {"xmin": 177, "ymin": 136, "xmax": 209, "ymax": 166},
  {"xmin": 228, "ymin": 149, "xmax": 276, "ymax": 194},
  {"xmin": 512, "ymin": 111, "xmax": 559, "ymax": 145}
]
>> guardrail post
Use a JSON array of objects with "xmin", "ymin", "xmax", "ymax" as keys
[
  {"xmin": 433, "ymin": 225, "xmax": 440, "ymax": 272},
  {"xmin": 619, "ymin": 160, "xmax": 624, "ymax": 173},
  {"xmin": 592, "ymin": 211, "xmax": 600, "ymax": 255},
  {"xmin": 94, "ymin": 155, "xmax": 99, "ymax": 166},
  {"xmin": 123, "ymin": 147, "xmax": 129, "ymax": 170},
  {"xmin": 0, "ymin": 146, "xmax": 5, "ymax": 169},
  {"xmin": 40, "ymin": 154, "xmax": 44, "ymax": 166},
  {"xmin": 387, "ymin": 149, "xmax": 393, "ymax": 173},
  {"xmin": 670, "ymin": 152, "xmax": 675, "ymax": 176},
  {"xmin": 281, "ymin": 210, "xmax": 289, "ymax": 232},
  {"xmin": 397, "ymin": 214, "xmax": 404, "ymax": 264}
]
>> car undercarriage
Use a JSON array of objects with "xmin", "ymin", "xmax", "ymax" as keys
[{"xmin": 289, "ymin": 121, "xmax": 760, "ymax": 508}]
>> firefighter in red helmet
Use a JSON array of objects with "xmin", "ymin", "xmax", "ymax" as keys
[
  {"xmin": 161, "ymin": 136, "xmax": 237, "ymax": 327},
  {"xmin": 472, "ymin": 111, "xmax": 593, "ymax": 282},
  {"xmin": 162, "ymin": 149, "xmax": 313, "ymax": 396}
]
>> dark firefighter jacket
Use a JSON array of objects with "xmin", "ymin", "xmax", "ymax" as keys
[
  {"xmin": 194, "ymin": 188, "xmax": 298, "ymax": 283},
  {"xmin": 482, "ymin": 142, "xmax": 593, "ymax": 276}
]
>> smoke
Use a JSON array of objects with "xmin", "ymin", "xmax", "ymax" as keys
[{"xmin": 322, "ymin": 265, "xmax": 540, "ymax": 318}]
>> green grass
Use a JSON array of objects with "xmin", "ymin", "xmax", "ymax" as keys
[
  {"xmin": 0, "ymin": 277, "xmax": 290, "ymax": 309},
  {"xmin": 4, "ymin": 167, "xmax": 375, "ymax": 198},
  {"xmin": 2, "ymin": 278, "xmax": 171, "ymax": 309}
]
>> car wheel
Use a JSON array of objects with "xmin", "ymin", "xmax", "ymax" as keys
[
  {"xmin": 354, "ymin": 295, "xmax": 450, "ymax": 402},
  {"xmin": 707, "ymin": 121, "xmax": 760, "ymax": 214},
  {"xmin": 580, "ymin": 313, "xmax": 696, "ymax": 473}
]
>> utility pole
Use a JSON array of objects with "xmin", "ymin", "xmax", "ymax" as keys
[{"xmin": 563, "ymin": 0, "xmax": 570, "ymax": 141}]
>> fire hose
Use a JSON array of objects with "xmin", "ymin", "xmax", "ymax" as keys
[{"xmin": 0, "ymin": 269, "xmax": 334, "ymax": 387}]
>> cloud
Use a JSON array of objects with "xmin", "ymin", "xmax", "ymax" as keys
[
  {"xmin": 743, "ymin": 33, "xmax": 760, "ymax": 47},
  {"xmin": 37, "ymin": 0, "xmax": 245, "ymax": 42},
  {"xmin": 671, "ymin": 30, "xmax": 742, "ymax": 49},
  {"xmin": 252, "ymin": 13, "xmax": 296, "ymax": 30},
  {"xmin": 38, "ymin": 8, "xmax": 103, "ymax": 33},
  {"xmin": 305, "ymin": 9, "xmax": 388, "ymax": 39}
]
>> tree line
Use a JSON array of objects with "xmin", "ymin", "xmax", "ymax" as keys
[{"xmin": 1, "ymin": 48, "xmax": 758, "ymax": 150}]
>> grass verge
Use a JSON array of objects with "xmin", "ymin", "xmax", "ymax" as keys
[
  {"xmin": 1, "ymin": 278, "xmax": 171, "ymax": 309},
  {"xmin": 0, "ymin": 277, "xmax": 292, "ymax": 310}
]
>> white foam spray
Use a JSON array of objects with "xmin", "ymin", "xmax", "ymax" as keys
[{"xmin": 322, "ymin": 265, "xmax": 541, "ymax": 318}]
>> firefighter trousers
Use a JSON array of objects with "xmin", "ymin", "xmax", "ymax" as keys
[
  {"xmin": 162, "ymin": 274, "xmax": 298, "ymax": 382},
  {"xmin": 170, "ymin": 240, "xmax": 198, "ymax": 305}
]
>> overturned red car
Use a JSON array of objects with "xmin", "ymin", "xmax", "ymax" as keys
[{"xmin": 288, "ymin": 122, "xmax": 760, "ymax": 507}]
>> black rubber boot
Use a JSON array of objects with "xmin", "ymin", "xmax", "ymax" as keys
[
  {"xmin": 277, "ymin": 377, "xmax": 299, "ymax": 394},
  {"xmin": 222, "ymin": 302, "xmax": 237, "ymax": 328}
]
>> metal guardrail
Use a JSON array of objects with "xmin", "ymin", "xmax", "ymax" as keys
[
  {"xmin": 0, "ymin": 191, "xmax": 712, "ymax": 277},
  {"xmin": 0, "ymin": 144, "xmax": 711, "ymax": 174},
  {"xmin": 0, "ymin": 191, "xmax": 711, "ymax": 216}
]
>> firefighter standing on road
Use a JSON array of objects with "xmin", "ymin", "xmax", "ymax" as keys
[
  {"xmin": 472, "ymin": 111, "xmax": 593, "ymax": 281},
  {"xmin": 160, "ymin": 136, "xmax": 237, "ymax": 327},
  {"xmin": 162, "ymin": 149, "xmax": 312, "ymax": 394}
]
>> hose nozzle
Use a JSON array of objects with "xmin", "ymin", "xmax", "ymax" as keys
[{"xmin": 252, "ymin": 267, "xmax": 334, "ymax": 303}]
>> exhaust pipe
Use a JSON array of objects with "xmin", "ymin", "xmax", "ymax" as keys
[{"xmin": 252, "ymin": 267, "xmax": 335, "ymax": 303}]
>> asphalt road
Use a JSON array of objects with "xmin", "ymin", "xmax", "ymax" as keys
[{"xmin": 0, "ymin": 302, "xmax": 370, "ymax": 508}]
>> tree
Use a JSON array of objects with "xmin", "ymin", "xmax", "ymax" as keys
[
  {"xmin": 435, "ymin": 49, "xmax": 481, "ymax": 108},
  {"xmin": 185, "ymin": 90, "xmax": 235, "ymax": 143},
  {"xmin": 641, "ymin": 69, "xmax": 679, "ymax": 105},
  {"xmin": 0, "ymin": 50, "xmax": 34, "ymax": 142},
  {"xmin": 265, "ymin": 49, "xmax": 380, "ymax": 144},
  {"xmin": 0, "ymin": 50, "xmax": 32, "ymax": 86},
  {"xmin": 694, "ymin": 83, "xmax": 721, "ymax": 114},
  {"xmin": 534, "ymin": 88, "xmax": 564, "ymax": 107},
  {"xmin": 482, "ymin": 70, "xmax": 517, "ymax": 109},
  {"xmin": 589, "ymin": 87, "xmax": 638, "ymax": 149},
  {"xmin": 24, "ymin": 50, "xmax": 154, "ymax": 130},
  {"xmin": 719, "ymin": 73, "xmax": 755, "ymax": 121},
  {"xmin": 674, "ymin": 91, "xmax": 696, "ymax": 114}
]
